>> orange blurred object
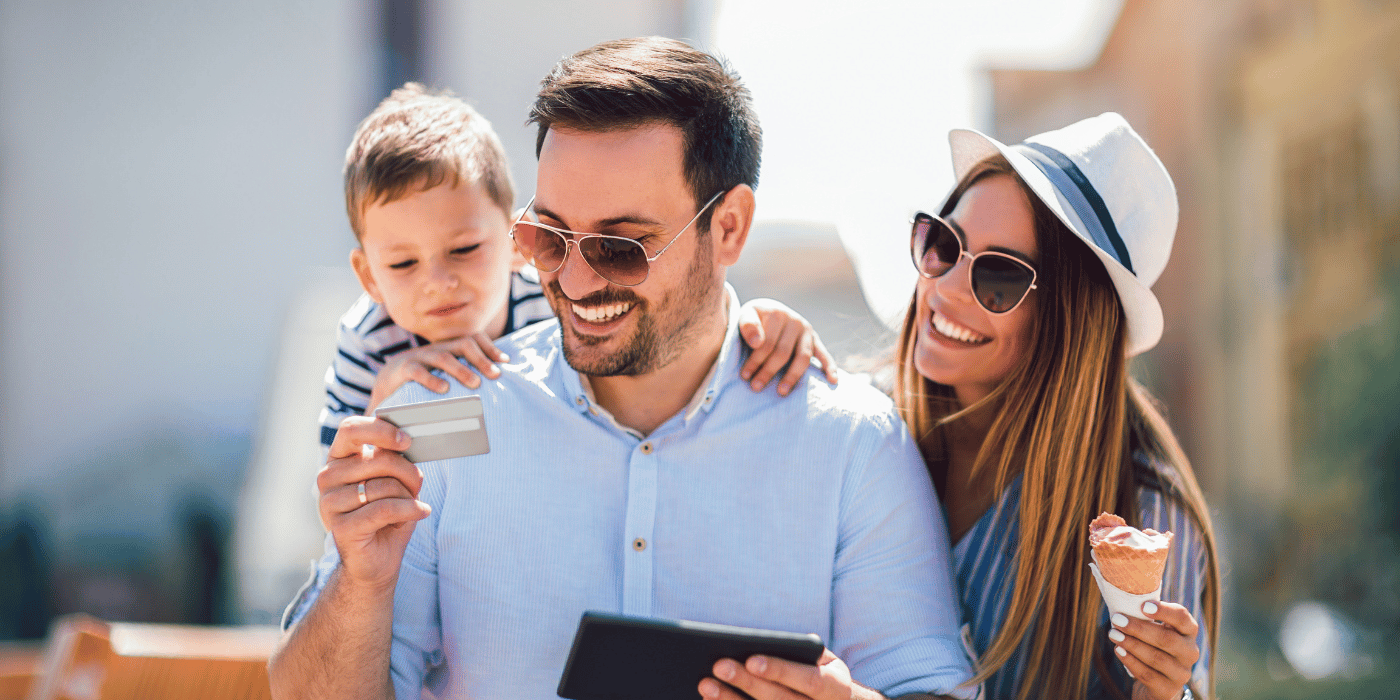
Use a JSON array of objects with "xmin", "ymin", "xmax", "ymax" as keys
[{"xmin": 24, "ymin": 614, "xmax": 280, "ymax": 700}]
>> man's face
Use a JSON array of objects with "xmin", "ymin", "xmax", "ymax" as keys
[{"xmin": 531, "ymin": 124, "xmax": 724, "ymax": 376}]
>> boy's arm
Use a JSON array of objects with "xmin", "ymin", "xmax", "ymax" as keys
[
  {"xmin": 737, "ymin": 298, "xmax": 838, "ymax": 396},
  {"xmin": 365, "ymin": 334, "xmax": 507, "ymax": 413}
]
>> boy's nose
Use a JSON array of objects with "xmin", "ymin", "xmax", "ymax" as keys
[{"xmin": 424, "ymin": 262, "xmax": 460, "ymax": 294}]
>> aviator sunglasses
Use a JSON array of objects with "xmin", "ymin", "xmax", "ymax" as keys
[
  {"xmin": 510, "ymin": 190, "xmax": 726, "ymax": 287},
  {"xmin": 910, "ymin": 211, "xmax": 1038, "ymax": 314}
]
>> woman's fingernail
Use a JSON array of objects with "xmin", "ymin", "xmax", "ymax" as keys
[
  {"xmin": 1108, "ymin": 629, "xmax": 1125, "ymax": 643},
  {"xmin": 1115, "ymin": 645, "xmax": 1127, "ymax": 658},
  {"xmin": 1111, "ymin": 613, "xmax": 1129, "ymax": 628},
  {"xmin": 1143, "ymin": 601, "xmax": 1158, "ymax": 615}
]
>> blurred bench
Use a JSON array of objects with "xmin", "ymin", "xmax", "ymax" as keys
[{"xmin": 25, "ymin": 614, "xmax": 280, "ymax": 700}]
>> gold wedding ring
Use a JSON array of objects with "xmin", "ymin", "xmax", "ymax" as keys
[{"xmin": 357, "ymin": 480, "xmax": 368, "ymax": 504}]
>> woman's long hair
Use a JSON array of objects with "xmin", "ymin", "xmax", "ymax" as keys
[{"xmin": 894, "ymin": 157, "xmax": 1220, "ymax": 699}]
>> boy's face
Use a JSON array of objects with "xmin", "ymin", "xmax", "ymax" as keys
[{"xmin": 351, "ymin": 180, "xmax": 516, "ymax": 343}]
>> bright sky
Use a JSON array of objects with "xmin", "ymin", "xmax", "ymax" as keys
[{"xmin": 712, "ymin": 0, "xmax": 1121, "ymax": 324}]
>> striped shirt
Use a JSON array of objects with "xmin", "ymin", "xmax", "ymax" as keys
[
  {"xmin": 952, "ymin": 461, "xmax": 1210, "ymax": 699},
  {"xmin": 318, "ymin": 267, "xmax": 551, "ymax": 448},
  {"xmin": 287, "ymin": 285, "xmax": 977, "ymax": 700}
]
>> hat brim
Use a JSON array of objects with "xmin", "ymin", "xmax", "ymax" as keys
[{"xmin": 944, "ymin": 128, "xmax": 1163, "ymax": 356}]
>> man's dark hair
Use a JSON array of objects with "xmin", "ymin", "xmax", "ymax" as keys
[{"xmin": 528, "ymin": 36, "xmax": 762, "ymax": 231}]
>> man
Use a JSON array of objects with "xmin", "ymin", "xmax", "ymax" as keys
[{"xmin": 268, "ymin": 37, "xmax": 975, "ymax": 700}]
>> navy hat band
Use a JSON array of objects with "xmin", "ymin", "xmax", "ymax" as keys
[{"xmin": 1013, "ymin": 142, "xmax": 1134, "ymax": 275}]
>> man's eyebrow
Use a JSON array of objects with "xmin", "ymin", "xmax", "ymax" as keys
[{"xmin": 531, "ymin": 203, "xmax": 665, "ymax": 233}]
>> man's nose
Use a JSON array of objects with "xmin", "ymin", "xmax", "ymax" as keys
[{"xmin": 555, "ymin": 241, "xmax": 608, "ymax": 299}]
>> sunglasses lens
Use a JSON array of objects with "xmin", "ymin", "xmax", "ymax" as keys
[
  {"xmin": 579, "ymin": 235, "xmax": 649, "ymax": 286},
  {"xmin": 911, "ymin": 215, "xmax": 960, "ymax": 277},
  {"xmin": 514, "ymin": 223, "xmax": 569, "ymax": 272},
  {"xmin": 971, "ymin": 256, "xmax": 1035, "ymax": 313}
]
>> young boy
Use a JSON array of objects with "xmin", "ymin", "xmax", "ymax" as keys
[{"xmin": 319, "ymin": 84, "xmax": 834, "ymax": 451}]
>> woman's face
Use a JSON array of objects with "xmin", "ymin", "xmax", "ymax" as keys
[{"xmin": 912, "ymin": 173, "xmax": 1040, "ymax": 407}]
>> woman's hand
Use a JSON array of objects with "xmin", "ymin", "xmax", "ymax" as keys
[
  {"xmin": 1108, "ymin": 601, "xmax": 1199, "ymax": 700},
  {"xmin": 737, "ymin": 298, "xmax": 837, "ymax": 396}
]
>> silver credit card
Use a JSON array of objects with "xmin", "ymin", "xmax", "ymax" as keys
[{"xmin": 375, "ymin": 395, "xmax": 489, "ymax": 463}]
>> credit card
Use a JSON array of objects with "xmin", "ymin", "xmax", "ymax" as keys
[{"xmin": 374, "ymin": 395, "xmax": 489, "ymax": 463}]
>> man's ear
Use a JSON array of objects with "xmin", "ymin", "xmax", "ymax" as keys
[
  {"xmin": 350, "ymin": 247, "xmax": 384, "ymax": 304},
  {"xmin": 508, "ymin": 207, "xmax": 529, "ymax": 272},
  {"xmin": 709, "ymin": 184, "xmax": 755, "ymax": 267}
]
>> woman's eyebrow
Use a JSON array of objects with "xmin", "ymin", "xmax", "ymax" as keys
[{"xmin": 947, "ymin": 217, "xmax": 1037, "ymax": 265}]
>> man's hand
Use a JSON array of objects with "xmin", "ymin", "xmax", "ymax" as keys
[
  {"xmin": 699, "ymin": 649, "xmax": 882, "ymax": 700},
  {"xmin": 318, "ymin": 416, "xmax": 432, "ymax": 591},
  {"xmin": 364, "ymin": 334, "xmax": 509, "ymax": 413}
]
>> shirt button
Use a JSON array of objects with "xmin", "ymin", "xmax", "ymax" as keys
[
  {"xmin": 640, "ymin": 442, "xmax": 654, "ymax": 454},
  {"xmin": 575, "ymin": 396, "xmax": 585, "ymax": 406},
  {"xmin": 632, "ymin": 538, "xmax": 647, "ymax": 551}
]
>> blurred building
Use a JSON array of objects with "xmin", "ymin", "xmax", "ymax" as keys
[{"xmin": 987, "ymin": 0, "xmax": 1400, "ymax": 653}]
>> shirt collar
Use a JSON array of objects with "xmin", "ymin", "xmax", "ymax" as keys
[{"xmin": 562, "ymin": 283, "xmax": 743, "ymax": 438}]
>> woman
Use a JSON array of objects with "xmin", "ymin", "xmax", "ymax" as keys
[{"xmin": 894, "ymin": 113, "xmax": 1219, "ymax": 699}]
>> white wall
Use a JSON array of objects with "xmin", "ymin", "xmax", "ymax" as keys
[{"xmin": 0, "ymin": 1, "xmax": 374, "ymax": 529}]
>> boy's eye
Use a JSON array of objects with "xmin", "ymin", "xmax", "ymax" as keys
[
  {"xmin": 387, "ymin": 259, "xmax": 416, "ymax": 270},
  {"xmin": 451, "ymin": 244, "xmax": 481, "ymax": 256}
]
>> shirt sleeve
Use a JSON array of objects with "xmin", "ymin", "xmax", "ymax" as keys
[
  {"xmin": 1138, "ymin": 487, "xmax": 1211, "ymax": 693},
  {"xmin": 831, "ymin": 413, "xmax": 978, "ymax": 699},
  {"xmin": 320, "ymin": 295, "xmax": 388, "ymax": 449}
]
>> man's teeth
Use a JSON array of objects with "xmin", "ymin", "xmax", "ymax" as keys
[
  {"xmin": 573, "ymin": 302, "xmax": 632, "ymax": 323},
  {"xmin": 932, "ymin": 313, "xmax": 988, "ymax": 343}
]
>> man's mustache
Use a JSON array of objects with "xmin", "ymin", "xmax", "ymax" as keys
[{"xmin": 545, "ymin": 281, "xmax": 642, "ymax": 308}]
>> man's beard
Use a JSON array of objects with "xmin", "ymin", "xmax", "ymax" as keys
[{"xmin": 546, "ymin": 238, "xmax": 720, "ymax": 377}]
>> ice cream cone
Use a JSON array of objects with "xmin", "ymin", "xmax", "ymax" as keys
[{"xmin": 1088, "ymin": 513, "xmax": 1173, "ymax": 595}]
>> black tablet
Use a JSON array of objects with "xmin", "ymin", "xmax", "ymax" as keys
[{"xmin": 557, "ymin": 611, "xmax": 825, "ymax": 700}]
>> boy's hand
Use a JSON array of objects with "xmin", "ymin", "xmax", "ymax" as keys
[
  {"xmin": 365, "ymin": 333, "xmax": 510, "ymax": 413},
  {"xmin": 738, "ymin": 299, "xmax": 837, "ymax": 396},
  {"xmin": 318, "ymin": 416, "xmax": 431, "ymax": 592}
]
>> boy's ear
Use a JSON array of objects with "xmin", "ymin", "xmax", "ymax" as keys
[
  {"xmin": 711, "ymin": 185, "xmax": 755, "ymax": 267},
  {"xmin": 508, "ymin": 207, "xmax": 528, "ymax": 272},
  {"xmin": 350, "ymin": 247, "xmax": 384, "ymax": 304}
]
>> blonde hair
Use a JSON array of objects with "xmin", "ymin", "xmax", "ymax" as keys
[
  {"xmin": 343, "ymin": 83, "xmax": 514, "ymax": 240},
  {"xmin": 894, "ymin": 158, "xmax": 1220, "ymax": 699}
]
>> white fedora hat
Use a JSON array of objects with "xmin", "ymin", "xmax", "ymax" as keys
[{"xmin": 944, "ymin": 112, "xmax": 1177, "ymax": 356}]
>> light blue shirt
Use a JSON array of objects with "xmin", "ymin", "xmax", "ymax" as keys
[{"xmin": 288, "ymin": 288, "xmax": 975, "ymax": 700}]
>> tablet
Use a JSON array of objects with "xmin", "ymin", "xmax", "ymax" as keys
[
  {"xmin": 557, "ymin": 611, "xmax": 825, "ymax": 700},
  {"xmin": 374, "ymin": 395, "xmax": 488, "ymax": 463}
]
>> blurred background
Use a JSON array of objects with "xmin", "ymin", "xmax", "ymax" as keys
[{"xmin": 1, "ymin": 0, "xmax": 1397, "ymax": 697}]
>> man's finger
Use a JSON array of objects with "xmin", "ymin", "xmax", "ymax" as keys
[
  {"xmin": 329, "ymin": 496, "xmax": 431, "ymax": 536},
  {"xmin": 707, "ymin": 659, "xmax": 806, "ymax": 700},
  {"xmin": 325, "ymin": 476, "xmax": 414, "ymax": 516},
  {"xmin": 745, "ymin": 655, "xmax": 824, "ymax": 698},
  {"xmin": 327, "ymin": 415, "xmax": 410, "ymax": 460}
]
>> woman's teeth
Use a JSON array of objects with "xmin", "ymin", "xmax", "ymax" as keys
[
  {"xmin": 573, "ymin": 302, "xmax": 632, "ymax": 323},
  {"xmin": 932, "ymin": 312, "xmax": 989, "ymax": 344}
]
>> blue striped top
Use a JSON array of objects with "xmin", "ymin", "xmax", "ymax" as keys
[
  {"xmin": 951, "ymin": 464, "xmax": 1210, "ymax": 699},
  {"xmin": 318, "ymin": 267, "xmax": 552, "ymax": 448}
]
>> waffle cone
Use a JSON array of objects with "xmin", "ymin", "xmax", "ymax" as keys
[{"xmin": 1091, "ymin": 533, "xmax": 1172, "ymax": 594}]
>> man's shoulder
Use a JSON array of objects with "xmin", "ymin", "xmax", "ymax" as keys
[
  {"xmin": 799, "ymin": 368, "xmax": 902, "ymax": 433},
  {"xmin": 380, "ymin": 319, "xmax": 563, "ymax": 411}
]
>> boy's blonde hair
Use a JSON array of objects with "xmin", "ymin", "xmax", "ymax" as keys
[{"xmin": 344, "ymin": 83, "xmax": 514, "ymax": 240}]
